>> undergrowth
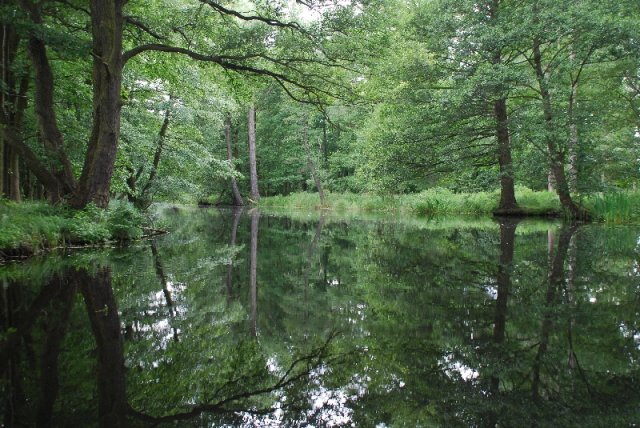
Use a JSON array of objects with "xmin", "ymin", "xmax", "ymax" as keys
[
  {"xmin": 260, "ymin": 187, "xmax": 564, "ymax": 217},
  {"xmin": 0, "ymin": 199, "xmax": 146, "ymax": 260}
]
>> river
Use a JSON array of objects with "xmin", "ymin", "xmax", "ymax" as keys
[{"xmin": 1, "ymin": 206, "xmax": 639, "ymax": 426}]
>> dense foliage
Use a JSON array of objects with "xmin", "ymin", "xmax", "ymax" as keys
[{"xmin": 1, "ymin": 0, "xmax": 638, "ymax": 218}]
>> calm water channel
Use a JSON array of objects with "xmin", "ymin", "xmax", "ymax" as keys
[{"xmin": 2, "ymin": 206, "xmax": 640, "ymax": 427}]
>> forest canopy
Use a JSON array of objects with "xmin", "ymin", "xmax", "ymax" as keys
[{"xmin": 1, "ymin": 0, "xmax": 639, "ymax": 218}]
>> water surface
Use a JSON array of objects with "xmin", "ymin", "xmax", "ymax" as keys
[{"xmin": 2, "ymin": 207, "xmax": 639, "ymax": 427}]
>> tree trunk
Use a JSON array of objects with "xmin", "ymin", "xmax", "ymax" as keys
[
  {"xmin": 0, "ymin": 132, "xmax": 4, "ymax": 196},
  {"xmin": 21, "ymin": 0, "xmax": 76, "ymax": 194},
  {"xmin": 532, "ymin": 37, "xmax": 589, "ymax": 220},
  {"xmin": 71, "ymin": 0, "xmax": 124, "ymax": 209},
  {"xmin": 303, "ymin": 119, "xmax": 326, "ymax": 205},
  {"xmin": 136, "ymin": 103, "xmax": 171, "ymax": 207},
  {"xmin": 493, "ymin": 98, "xmax": 520, "ymax": 213},
  {"xmin": 225, "ymin": 114, "xmax": 244, "ymax": 206},
  {"xmin": 247, "ymin": 105, "xmax": 260, "ymax": 202},
  {"xmin": 568, "ymin": 50, "xmax": 579, "ymax": 193},
  {"xmin": 9, "ymin": 149, "xmax": 20, "ymax": 202}
]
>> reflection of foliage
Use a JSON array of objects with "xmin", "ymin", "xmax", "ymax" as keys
[{"xmin": 2, "ymin": 210, "xmax": 640, "ymax": 426}]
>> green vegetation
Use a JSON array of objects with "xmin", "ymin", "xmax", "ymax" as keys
[
  {"xmin": 4, "ymin": 208, "xmax": 640, "ymax": 425},
  {"xmin": 1, "ymin": 0, "xmax": 640, "ymax": 235},
  {"xmin": 261, "ymin": 187, "xmax": 562, "ymax": 215},
  {"xmin": 0, "ymin": 199, "xmax": 146, "ymax": 260},
  {"xmin": 262, "ymin": 188, "xmax": 640, "ymax": 224}
]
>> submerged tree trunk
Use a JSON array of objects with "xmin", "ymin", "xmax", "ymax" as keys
[
  {"xmin": 247, "ymin": 105, "xmax": 260, "ymax": 202},
  {"xmin": 71, "ymin": 0, "xmax": 124, "ymax": 209},
  {"xmin": 225, "ymin": 114, "xmax": 244, "ymax": 206},
  {"xmin": 303, "ymin": 119, "xmax": 326, "ymax": 205},
  {"xmin": 532, "ymin": 37, "xmax": 588, "ymax": 220}
]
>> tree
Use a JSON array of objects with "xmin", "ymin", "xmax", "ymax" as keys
[{"xmin": 1, "ymin": 0, "xmax": 361, "ymax": 208}]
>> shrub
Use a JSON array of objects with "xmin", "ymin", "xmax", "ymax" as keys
[{"xmin": 107, "ymin": 200, "xmax": 145, "ymax": 241}]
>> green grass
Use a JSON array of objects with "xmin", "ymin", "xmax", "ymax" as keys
[
  {"xmin": 260, "ymin": 187, "xmax": 564, "ymax": 218},
  {"xmin": 261, "ymin": 188, "xmax": 640, "ymax": 223},
  {"xmin": 587, "ymin": 191, "xmax": 640, "ymax": 223},
  {"xmin": 0, "ymin": 199, "xmax": 146, "ymax": 261}
]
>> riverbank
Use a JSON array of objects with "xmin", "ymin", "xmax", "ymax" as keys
[
  {"xmin": 0, "ymin": 200, "xmax": 150, "ymax": 263},
  {"xmin": 259, "ymin": 188, "xmax": 640, "ymax": 223}
]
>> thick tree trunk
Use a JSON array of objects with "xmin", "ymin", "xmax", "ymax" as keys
[
  {"xmin": 21, "ymin": 0, "xmax": 76, "ymax": 194},
  {"xmin": 532, "ymin": 37, "xmax": 589, "ymax": 220},
  {"xmin": 225, "ymin": 114, "xmax": 244, "ymax": 206},
  {"xmin": 71, "ymin": 0, "xmax": 124, "ymax": 209},
  {"xmin": 493, "ymin": 98, "xmax": 520, "ymax": 213},
  {"xmin": 303, "ymin": 119, "xmax": 326, "ymax": 205},
  {"xmin": 247, "ymin": 105, "xmax": 260, "ymax": 202}
]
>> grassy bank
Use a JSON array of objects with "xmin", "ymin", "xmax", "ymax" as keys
[
  {"xmin": 0, "ymin": 200, "xmax": 147, "ymax": 262},
  {"xmin": 260, "ymin": 187, "xmax": 560, "ymax": 215},
  {"xmin": 259, "ymin": 188, "xmax": 640, "ymax": 223}
]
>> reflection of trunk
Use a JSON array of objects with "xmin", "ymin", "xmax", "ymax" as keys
[
  {"xmin": 484, "ymin": 218, "xmax": 518, "ymax": 427},
  {"xmin": 303, "ymin": 216, "xmax": 326, "ymax": 322},
  {"xmin": 490, "ymin": 218, "xmax": 518, "ymax": 394},
  {"xmin": 225, "ymin": 208, "xmax": 243, "ymax": 296},
  {"xmin": 36, "ymin": 279, "xmax": 76, "ymax": 427},
  {"xmin": 225, "ymin": 114, "xmax": 244, "ymax": 206},
  {"xmin": 247, "ymin": 106, "xmax": 260, "ymax": 202},
  {"xmin": 78, "ymin": 267, "xmax": 127, "ymax": 428},
  {"xmin": 0, "ymin": 274, "xmax": 76, "ymax": 425},
  {"xmin": 249, "ymin": 209, "xmax": 260, "ymax": 337},
  {"xmin": 532, "ymin": 226, "xmax": 576, "ymax": 400},
  {"xmin": 303, "ymin": 119, "xmax": 325, "ymax": 205},
  {"xmin": 566, "ymin": 233, "xmax": 578, "ymax": 369},
  {"xmin": 151, "ymin": 240, "xmax": 179, "ymax": 342}
]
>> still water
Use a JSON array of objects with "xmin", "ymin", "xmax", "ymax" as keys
[{"xmin": 1, "ymin": 206, "xmax": 640, "ymax": 427}]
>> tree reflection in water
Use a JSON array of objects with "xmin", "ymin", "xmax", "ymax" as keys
[{"xmin": 1, "ymin": 208, "xmax": 640, "ymax": 426}]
